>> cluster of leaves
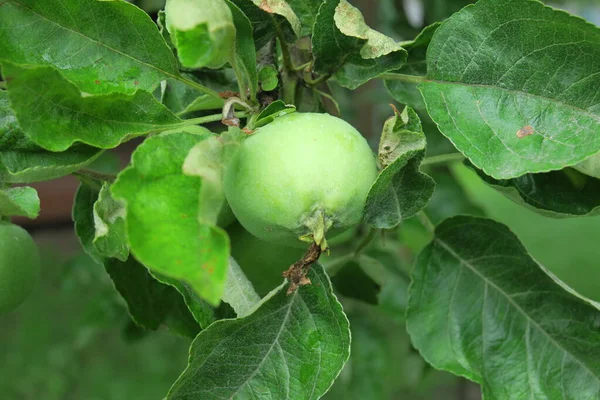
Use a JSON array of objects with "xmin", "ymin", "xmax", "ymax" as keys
[{"xmin": 1, "ymin": 0, "xmax": 600, "ymax": 398}]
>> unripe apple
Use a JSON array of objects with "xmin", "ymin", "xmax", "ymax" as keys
[
  {"xmin": 0, "ymin": 222, "xmax": 40, "ymax": 315},
  {"xmin": 224, "ymin": 112, "xmax": 377, "ymax": 247}
]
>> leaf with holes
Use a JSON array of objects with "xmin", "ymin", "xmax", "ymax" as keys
[{"xmin": 407, "ymin": 216, "xmax": 600, "ymax": 399}]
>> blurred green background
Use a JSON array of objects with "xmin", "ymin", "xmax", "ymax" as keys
[{"xmin": 1, "ymin": 0, "xmax": 599, "ymax": 399}]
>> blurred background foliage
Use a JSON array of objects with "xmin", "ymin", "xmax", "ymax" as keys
[{"xmin": 1, "ymin": 0, "xmax": 599, "ymax": 399}]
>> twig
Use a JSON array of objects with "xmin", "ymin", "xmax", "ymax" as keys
[
  {"xmin": 416, "ymin": 211, "xmax": 435, "ymax": 234},
  {"xmin": 421, "ymin": 152, "xmax": 465, "ymax": 166},
  {"xmin": 379, "ymin": 72, "xmax": 428, "ymax": 84}
]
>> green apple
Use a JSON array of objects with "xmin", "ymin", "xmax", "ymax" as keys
[
  {"xmin": 0, "ymin": 222, "xmax": 40, "ymax": 315},
  {"xmin": 224, "ymin": 112, "xmax": 377, "ymax": 248}
]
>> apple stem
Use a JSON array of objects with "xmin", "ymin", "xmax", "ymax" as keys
[{"xmin": 282, "ymin": 242, "xmax": 322, "ymax": 294}]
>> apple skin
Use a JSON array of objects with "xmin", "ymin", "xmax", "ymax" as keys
[
  {"xmin": 224, "ymin": 112, "xmax": 377, "ymax": 247},
  {"xmin": 574, "ymin": 153, "xmax": 600, "ymax": 180},
  {"xmin": 0, "ymin": 223, "xmax": 40, "ymax": 315}
]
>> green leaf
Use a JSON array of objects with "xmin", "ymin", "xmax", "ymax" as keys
[
  {"xmin": 384, "ymin": 23, "xmax": 440, "ymax": 110},
  {"xmin": 151, "ymin": 271, "xmax": 229, "ymax": 329},
  {"xmin": 0, "ymin": 186, "xmax": 39, "ymax": 218},
  {"xmin": 467, "ymin": 162, "xmax": 600, "ymax": 218},
  {"xmin": 73, "ymin": 182, "xmax": 206, "ymax": 336},
  {"xmin": 312, "ymin": 0, "xmax": 407, "ymax": 89},
  {"xmin": 363, "ymin": 107, "xmax": 435, "ymax": 228},
  {"xmin": 0, "ymin": 0, "xmax": 178, "ymax": 94},
  {"xmin": 183, "ymin": 127, "xmax": 245, "ymax": 226},
  {"xmin": 92, "ymin": 183, "xmax": 128, "ymax": 262},
  {"xmin": 286, "ymin": 0, "xmax": 323, "ymax": 37},
  {"xmin": 112, "ymin": 129, "xmax": 229, "ymax": 306},
  {"xmin": 104, "ymin": 256, "xmax": 197, "ymax": 333},
  {"xmin": 420, "ymin": 0, "xmax": 600, "ymax": 179},
  {"xmin": 165, "ymin": 0, "xmax": 235, "ymax": 69},
  {"xmin": 407, "ymin": 216, "xmax": 600, "ymax": 399},
  {"xmin": 0, "ymin": 91, "xmax": 103, "ymax": 183},
  {"xmin": 248, "ymin": 0, "xmax": 301, "ymax": 38},
  {"xmin": 258, "ymin": 66, "xmax": 279, "ymax": 91},
  {"xmin": 73, "ymin": 183, "xmax": 104, "ymax": 264},
  {"xmin": 253, "ymin": 100, "xmax": 296, "ymax": 128},
  {"xmin": 222, "ymin": 257, "xmax": 260, "ymax": 317},
  {"xmin": 167, "ymin": 264, "xmax": 350, "ymax": 400},
  {"xmin": 227, "ymin": 0, "xmax": 276, "ymax": 50},
  {"xmin": 3, "ymin": 63, "xmax": 182, "ymax": 152},
  {"xmin": 574, "ymin": 152, "xmax": 600, "ymax": 180},
  {"xmin": 227, "ymin": 0, "xmax": 259, "ymax": 102}
]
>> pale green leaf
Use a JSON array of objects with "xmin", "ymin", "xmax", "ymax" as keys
[
  {"xmin": 0, "ymin": 186, "xmax": 39, "ymax": 218},
  {"xmin": 249, "ymin": 0, "xmax": 301, "ymax": 38},
  {"xmin": 227, "ymin": 0, "xmax": 259, "ymax": 102},
  {"xmin": 167, "ymin": 264, "xmax": 350, "ymax": 400},
  {"xmin": 112, "ymin": 129, "xmax": 229, "ymax": 306},
  {"xmin": 4, "ymin": 63, "xmax": 182, "ymax": 151},
  {"xmin": 93, "ymin": 183, "xmax": 128, "ymax": 262},
  {"xmin": 0, "ymin": 90, "xmax": 103, "ymax": 183},
  {"xmin": 420, "ymin": 0, "xmax": 600, "ymax": 179},
  {"xmin": 312, "ymin": 0, "xmax": 407, "ymax": 89},
  {"xmin": 407, "ymin": 216, "xmax": 600, "ymax": 399},
  {"xmin": 222, "ymin": 257, "xmax": 260, "ymax": 317},
  {"xmin": 0, "ymin": 0, "xmax": 178, "ymax": 94},
  {"xmin": 165, "ymin": 0, "xmax": 235, "ymax": 69}
]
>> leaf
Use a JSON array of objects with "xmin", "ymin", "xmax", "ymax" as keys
[
  {"xmin": 407, "ymin": 216, "xmax": 600, "ymax": 399},
  {"xmin": 73, "ymin": 182, "xmax": 207, "ymax": 336},
  {"xmin": 165, "ymin": 0, "xmax": 235, "ymax": 69},
  {"xmin": 222, "ymin": 257, "xmax": 260, "ymax": 317},
  {"xmin": 331, "ymin": 260, "xmax": 380, "ymax": 305},
  {"xmin": 167, "ymin": 264, "xmax": 350, "ymax": 400},
  {"xmin": 286, "ymin": 0, "xmax": 324, "ymax": 37},
  {"xmin": 92, "ymin": 183, "xmax": 128, "ymax": 262},
  {"xmin": 0, "ymin": 91, "xmax": 103, "ymax": 183},
  {"xmin": 420, "ymin": 0, "xmax": 600, "ymax": 179},
  {"xmin": 227, "ymin": 0, "xmax": 259, "ymax": 102},
  {"xmin": 227, "ymin": 0, "xmax": 276, "ymax": 50},
  {"xmin": 363, "ymin": 106, "xmax": 435, "ymax": 229},
  {"xmin": 312, "ymin": 0, "xmax": 407, "ymax": 89},
  {"xmin": 466, "ymin": 162, "xmax": 600, "ymax": 218},
  {"xmin": 254, "ymin": 100, "xmax": 296, "ymax": 127},
  {"xmin": 104, "ymin": 256, "xmax": 196, "ymax": 333},
  {"xmin": 258, "ymin": 66, "xmax": 279, "ymax": 91},
  {"xmin": 384, "ymin": 23, "xmax": 440, "ymax": 110},
  {"xmin": 248, "ymin": 0, "xmax": 301, "ymax": 38},
  {"xmin": 4, "ymin": 63, "xmax": 183, "ymax": 151},
  {"xmin": 0, "ymin": 0, "xmax": 178, "ymax": 94},
  {"xmin": 183, "ymin": 127, "xmax": 245, "ymax": 225},
  {"xmin": 112, "ymin": 129, "xmax": 230, "ymax": 306},
  {"xmin": 0, "ymin": 186, "xmax": 39, "ymax": 218}
]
